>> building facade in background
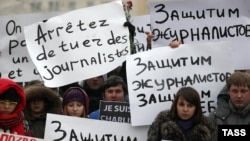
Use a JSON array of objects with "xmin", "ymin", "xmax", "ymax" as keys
[{"xmin": 0, "ymin": 0, "xmax": 149, "ymax": 16}]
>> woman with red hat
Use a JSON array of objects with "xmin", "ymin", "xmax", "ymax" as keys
[{"xmin": 0, "ymin": 78, "xmax": 30, "ymax": 135}]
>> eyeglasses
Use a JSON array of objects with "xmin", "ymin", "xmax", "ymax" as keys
[{"xmin": 0, "ymin": 100, "xmax": 18, "ymax": 107}]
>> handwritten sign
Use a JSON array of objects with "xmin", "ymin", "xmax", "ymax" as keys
[
  {"xmin": 0, "ymin": 133, "xmax": 44, "ymax": 141},
  {"xmin": 0, "ymin": 12, "xmax": 61, "ymax": 82},
  {"xmin": 149, "ymin": 0, "xmax": 250, "ymax": 70},
  {"xmin": 132, "ymin": 15, "xmax": 151, "ymax": 52},
  {"xmin": 24, "ymin": 1, "xmax": 130, "ymax": 87},
  {"xmin": 99, "ymin": 101, "xmax": 130, "ymax": 123},
  {"xmin": 126, "ymin": 41, "xmax": 234, "ymax": 126},
  {"xmin": 44, "ymin": 113, "xmax": 148, "ymax": 141}
]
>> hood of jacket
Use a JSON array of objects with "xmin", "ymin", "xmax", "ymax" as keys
[
  {"xmin": 214, "ymin": 85, "xmax": 250, "ymax": 120},
  {"xmin": 0, "ymin": 78, "xmax": 26, "ymax": 114},
  {"xmin": 24, "ymin": 85, "xmax": 62, "ymax": 119}
]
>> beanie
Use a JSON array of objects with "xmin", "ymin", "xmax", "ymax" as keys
[
  {"xmin": 63, "ymin": 87, "xmax": 86, "ymax": 107},
  {"xmin": 0, "ymin": 88, "xmax": 20, "ymax": 102}
]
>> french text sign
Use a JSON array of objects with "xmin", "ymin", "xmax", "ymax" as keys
[
  {"xmin": 0, "ymin": 12, "xmax": 61, "ymax": 82},
  {"xmin": 24, "ymin": 1, "xmax": 130, "ymax": 87},
  {"xmin": 99, "ymin": 101, "xmax": 131, "ymax": 123}
]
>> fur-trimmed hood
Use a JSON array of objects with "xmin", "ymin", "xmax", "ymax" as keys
[
  {"xmin": 24, "ymin": 85, "xmax": 62, "ymax": 119},
  {"xmin": 147, "ymin": 110, "xmax": 215, "ymax": 141}
]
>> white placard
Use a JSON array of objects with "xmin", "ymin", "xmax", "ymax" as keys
[
  {"xmin": 0, "ymin": 132, "xmax": 44, "ymax": 141},
  {"xmin": 127, "ymin": 41, "xmax": 234, "ymax": 126},
  {"xmin": 132, "ymin": 15, "xmax": 151, "ymax": 52},
  {"xmin": 149, "ymin": 0, "xmax": 250, "ymax": 70},
  {"xmin": 0, "ymin": 12, "xmax": 62, "ymax": 82},
  {"xmin": 44, "ymin": 113, "xmax": 148, "ymax": 141},
  {"xmin": 24, "ymin": 1, "xmax": 130, "ymax": 87}
]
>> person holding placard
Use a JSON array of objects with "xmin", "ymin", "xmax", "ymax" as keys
[
  {"xmin": 62, "ymin": 87, "xmax": 89, "ymax": 118},
  {"xmin": 147, "ymin": 87, "xmax": 215, "ymax": 141},
  {"xmin": 88, "ymin": 75, "xmax": 128, "ymax": 119},
  {"xmin": 24, "ymin": 84, "xmax": 62, "ymax": 138},
  {"xmin": 0, "ymin": 78, "xmax": 30, "ymax": 136},
  {"xmin": 209, "ymin": 71, "xmax": 250, "ymax": 141}
]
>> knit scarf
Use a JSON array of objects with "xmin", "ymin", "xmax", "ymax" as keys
[
  {"xmin": 0, "ymin": 112, "xmax": 24, "ymax": 129},
  {"xmin": 176, "ymin": 118, "xmax": 194, "ymax": 134}
]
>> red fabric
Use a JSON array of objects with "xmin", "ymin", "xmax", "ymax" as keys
[
  {"xmin": 11, "ymin": 122, "xmax": 24, "ymax": 135},
  {"xmin": 0, "ymin": 78, "xmax": 26, "ymax": 135},
  {"xmin": 0, "ymin": 112, "xmax": 24, "ymax": 129}
]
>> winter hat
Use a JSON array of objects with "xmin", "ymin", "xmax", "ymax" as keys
[
  {"xmin": 63, "ymin": 87, "xmax": 89, "ymax": 115},
  {"xmin": 63, "ymin": 88, "xmax": 85, "ymax": 105},
  {"xmin": 0, "ymin": 88, "xmax": 20, "ymax": 102}
]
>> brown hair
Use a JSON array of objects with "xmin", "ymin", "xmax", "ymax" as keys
[
  {"xmin": 101, "ymin": 75, "xmax": 128, "ymax": 97},
  {"xmin": 227, "ymin": 71, "xmax": 250, "ymax": 90},
  {"xmin": 170, "ymin": 87, "xmax": 203, "ymax": 125}
]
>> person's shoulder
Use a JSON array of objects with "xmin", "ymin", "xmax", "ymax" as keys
[
  {"xmin": 88, "ymin": 109, "xmax": 100, "ymax": 119},
  {"xmin": 154, "ymin": 110, "xmax": 171, "ymax": 121}
]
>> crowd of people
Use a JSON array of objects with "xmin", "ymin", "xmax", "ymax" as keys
[
  {"xmin": 0, "ymin": 73, "xmax": 127, "ymax": 138},
  {"xmin": 1, "ymin": 65, "xmax": 250, "ymax": 141},
  {"xmin": 0, "ymin": 15, "xmax": 250, "ymax": 141}
]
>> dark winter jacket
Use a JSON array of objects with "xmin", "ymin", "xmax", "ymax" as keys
[
  {"xmin": 209, "ymin": 85, "xmax": 250, "ymax": 141},
  {"xmin": 24, "ymin": 85, "xmax": 62, "ymax": 138},
  {"xmin": 147, "ymin": 110, "xmax": 214, "ymax": 141},
  {"xmin": 83, "ymin": 83, "xmax": 102, "ymax": 114}
]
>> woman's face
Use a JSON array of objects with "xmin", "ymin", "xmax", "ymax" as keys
[
  {"xmin": 30, "ymin": 99, "xmax": 45, "ymax": 114},
  {"xmin": 0, "ymin": 100, "xmax": 18, "ymax": 114},
  {"xmin": 66, "ymin": 101, "xmax": 85, "ymax": 117},
  {"xmin": 177, "ymin": 96, "xmax": 196, "ymax": 120}
]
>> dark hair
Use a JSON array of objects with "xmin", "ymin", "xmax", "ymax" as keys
[
  {"xmin": 0, "ymin": 88, "xmax": 20, "ymax": 102},
  {"xmin": 101, "ymin": 75, "xmax": 128, "ymax": 96},
  {"xmin": 170, "ymin": 87, "xmax": 203, "ymax": 125},
  {"xmin": 227, "ymin": 71, "xmax": 250, "ymax": 90}
]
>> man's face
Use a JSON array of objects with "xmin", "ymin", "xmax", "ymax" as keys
[
  {"xmin": 86, "ymin": 76, "xmax": 104, "ymax": 90},
  {"xmin": 103, "ymin": 84, "xmax": 125, "ymax": 102},
  {"xmin": 229, "ymin": 84, "xmax": 250, "ymax": 111}
]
